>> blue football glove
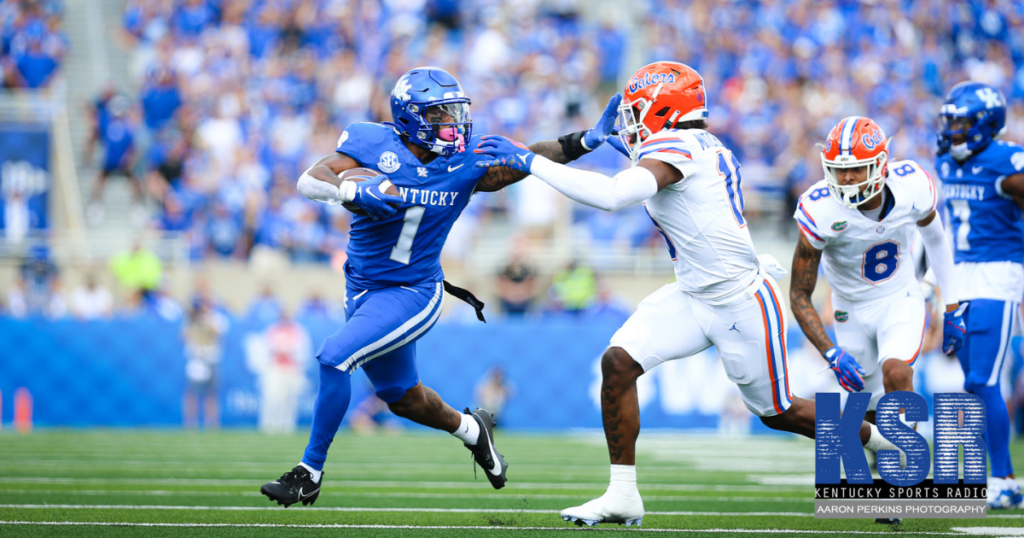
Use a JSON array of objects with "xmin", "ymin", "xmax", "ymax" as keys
[
  {"xmin": 474, "ymin": 135, "xmax": 536, "ymax": 172},
  {"xmin": 606, "ymin": 135, "xmax": 631, "ymax": 158},
  {"xmin": 340, "ymin": 176, "xmax": 403, "ymax": 221},
  {"xmin": 582, "ymin": 93, "xmax": 623, "ymax": 150},
  {"xmin": 825, "ymin": 346, "xmax": 866, "ymax": 392},
  {"xmin": 942, "ymin": 302, "xmax": 968, "ymax": 356}
]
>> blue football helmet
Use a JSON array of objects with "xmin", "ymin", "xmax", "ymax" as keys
[
  {"xmin": 389, "ymin": 67, "xmax": 471, "ymax": 157},
  {"xmin": 937, "ymin": 81, "xmax": 1007, "ymax": 157}
]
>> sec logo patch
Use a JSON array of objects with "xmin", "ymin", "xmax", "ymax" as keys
[{"xmin": 379, "ymin": 151, "xmax": 401, "ymax": 173}]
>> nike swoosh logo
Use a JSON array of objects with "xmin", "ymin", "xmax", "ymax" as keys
[
  {"xmin": 478, "ymin": 416, "xmax": 502, "ymax": 476},
  {"xmin": 518, "ymin": 153, "xmax": 529, "ymax": 164},
  {"xmin": 972, "ymin": 166, "xmax": 983, "ymax": 174},
  {"xmin": 298, "ymin": 486, "xmax": 319, "ymax": 500},
  {"xmin": 448, "ymin": 164, "xmax": 464, "ymax": 172}
]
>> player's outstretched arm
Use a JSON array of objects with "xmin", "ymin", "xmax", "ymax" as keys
[
  {"xmin": 789, "ymin": 234, "xmax": 833, "ymax": 356},
  {"xmin": 475, "ymin": 135, "xmax": 680, "ymax": 211},
  {"xmin": 296, "ymin": 152, "xmax": 360, "ymax": 204},
  {"xmin": 474, "ymin": 94, "xmax": 622, "ymax": 193},
  {"xmin": 472, "ymin": 140, "xmax": 570, "ymax": 193}
]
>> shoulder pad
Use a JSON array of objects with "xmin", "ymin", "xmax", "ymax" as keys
[{"xmin": 340, "ymin": 122, "xmax": 392, "ymax": 146}]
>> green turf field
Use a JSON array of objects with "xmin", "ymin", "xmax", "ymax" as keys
[{"xmin": 0, "ymin": 430, "xmax": 1021, "ymax": 537}]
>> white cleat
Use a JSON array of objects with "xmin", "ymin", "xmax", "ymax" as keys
[{"xmin": 561, "ymin": 489, "xmax": 644, "ymax": 527}]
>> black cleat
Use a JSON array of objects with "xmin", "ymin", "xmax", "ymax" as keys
[
  {"xmin": 464, "ymin": 407, "xmax": 509, "ymax": 489},
  {"xmin": 875, "ymin": 518, "xmax": 902, "ymax": 525},
  {"xmin": 261, "ymin": 465, "xmax": 322, "ymax": 508}
]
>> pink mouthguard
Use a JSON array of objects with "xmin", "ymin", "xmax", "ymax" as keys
[{"xmin": 438, "ymin": 127, "xmax": 466, "ymax": 152}]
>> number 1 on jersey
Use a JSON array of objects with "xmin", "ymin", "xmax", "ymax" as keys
[
  {"xmin": 949, "ymin": 199, "xmax": 971, "ymax": 251},
  {"xmin": 716, "ymin": 151, "xmax": 746, "ymax": 227},
  {"xmin": 390, "ymin": 206, "xmax": 425, "ymax": 264}
]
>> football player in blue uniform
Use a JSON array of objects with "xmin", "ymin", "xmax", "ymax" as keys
[
  {"xmin": 260, "ymin": 66, "xmax": 621, "ymax": 506},
  {"xmin": 937, "ymin": 81, "xmax": 1024, "ymax": 509}
]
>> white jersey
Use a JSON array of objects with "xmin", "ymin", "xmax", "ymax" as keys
[
  {"xmin": 794, "ymin": 160, "xmax": 937, "ymax": 303},
  {"xmin": 640, "ymin": 129, "xmax": 760, "ymax": 304}
]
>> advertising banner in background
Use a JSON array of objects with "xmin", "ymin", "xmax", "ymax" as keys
[
  {"xmin": 0, "ymin": 316, "xmax": 770, "ymax": 432},
  {"xmin": 0, "ymin": 125, "xmax": 50, "ymax": 241}
]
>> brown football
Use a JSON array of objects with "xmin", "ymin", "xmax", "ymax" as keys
[{"xmin": 340, "ymin": 167, "xmax": 400, "ymax": 216}]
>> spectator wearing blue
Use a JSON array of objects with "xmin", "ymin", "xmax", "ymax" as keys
[
  {"xmin": 205, "ymin": 201, "xmax": 245, "ymax": 259},
  {"xmin": 247, "ymin": 285, "xmax": 283, "ymax": 326},
  {"xmin": 295, "ymin": 291, "xmax": 342, "ymax": 324},
  {"xmin": 86, "ymin": 94, "xmax": 145, "ymax": 225},
  {"xmin": 156, "ymin": 191, "xmax": 191, "ymax": 232},
  {"xmin": 174, "ymin": 0, "xmax": 217, "ymax": 38},
  {"xmin": 11, "ymin": 19, "xmax": 59, "ymax": 88},
  {"xmin": 141, "ymin": 67, "xmax": 181, "ymax": 131}
]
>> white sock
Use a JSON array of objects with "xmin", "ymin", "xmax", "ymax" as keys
[
  {"xmin": 989, "ymin": 476, "xmax": 1007, "ymax": 492},
  {"xmin": 452, "ymin": 413, "xmax": 481, "ymax": 445},
  {"xmin": 864, "ymin": 424, "xmax": 889, "ymax": 452},
  {"xmin": 298, "ymin": 462, "xmax": 322, "ymax": 483},
  {"xmin": 608, "ymin": 464, "xmax": 638, "ymax": 495},
  {"xmin": 1006, "ymin": 477, "xmax": 1020, "ymax": 490}
]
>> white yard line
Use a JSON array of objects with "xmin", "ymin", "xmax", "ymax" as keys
[
  {"xmin": 0, "ymin": 520, "xmax": 969, "ymax": 534},
  {"xmin": 0, "ymin": 504, "xmax": 815, "ymax": 516},
  {"xmin": 0, "ymin": 477, "xmax": 804, "ymax": 492}
]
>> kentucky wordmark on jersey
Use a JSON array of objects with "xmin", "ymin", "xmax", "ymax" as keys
[{"xmin": 335, "ymin": 122, "xmax": 489, "ymax": 290}]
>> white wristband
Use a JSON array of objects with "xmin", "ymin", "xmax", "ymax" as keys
[{"xmin": 339, "ymin": 181, "xmax": 357, "ymax": 203}]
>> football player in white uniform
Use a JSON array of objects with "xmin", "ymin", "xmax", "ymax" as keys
[
  {"xmin": 789, "ymin": 117, "xmax": 965, "ymax": 421},
  {"xmin": 475, "ymin": 61, "xmax": 905, "ymax": 528}
]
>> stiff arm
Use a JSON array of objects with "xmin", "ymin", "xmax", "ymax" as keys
[{"xmin": 296, "ymin": 139, "xmax": 586, "ymax": 204}]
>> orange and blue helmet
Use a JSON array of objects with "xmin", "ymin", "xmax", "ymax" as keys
[
  {"xmin": 821, "ymin": 116, "xmax": 889, "ymax": 208},
  {"xmin": 617, "ymin": 61, "xmax": 707, "ymax": 163}
]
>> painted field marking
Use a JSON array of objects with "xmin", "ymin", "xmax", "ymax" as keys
[
  {"xmin": 0, "ymin": 504, "xmax": 813, "ymax": 517},
  {"xmin": 0, "ymin": 490, "xmax": 812, "ymax": 502},
  {"xmin": 0, "ymin": 478, "xmax": 804, "ymax": 492},
  {"xmin": 0, "ymin": 520, "xmax": 971, "ymax": 534}
]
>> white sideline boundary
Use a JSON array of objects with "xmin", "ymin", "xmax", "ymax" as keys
[
  {"xmin": 0, "ymin": 504, "xmax": 813, "ymax": 517},
  {"xmin": 0, "ymin": 520, "xmax": 972, "ymax": 534},
  {"xmin": 1, "ymin": 504, "xmax": 1021, "ymax": 518},
  {"xmin": 0, "ymin": 477, "xmax": 805, "ymax": 492}
]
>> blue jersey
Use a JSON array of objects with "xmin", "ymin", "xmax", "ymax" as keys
[
  {"xmin": 336, "ymin": 122, "xmax": 489, "ymax": 289},
  {"xmin": 937, "ymin": 140, "xmax": 1024, "ymax": 264}
]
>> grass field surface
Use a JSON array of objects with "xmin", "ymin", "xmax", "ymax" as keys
[{"xmin": 0, "ymin": 430, "xmax": 1022, "ymax": 537}]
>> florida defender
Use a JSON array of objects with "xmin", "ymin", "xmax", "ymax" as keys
[
  {"xmin": 789, "ymin": 116, "xmax": 963, "ymax": 425},
  {"xmin": 475, "ymin": 61, "xmax": 905, "ymax": 528}
]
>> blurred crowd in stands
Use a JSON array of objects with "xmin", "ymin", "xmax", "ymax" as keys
[
  {"xmin": 7, "ymin": 0, "xmax": 1024, "ymax": 272},
  {"xmin": 73, "ymin": 0, "xmax": 1024, "ymax": 266},
  {"xmin": 0, "ymin": 0, "xmax": 66, "ymax": 89},
  {"xmin": 0, "ymin": 242, "xmax": 632, "ymax": 321}
]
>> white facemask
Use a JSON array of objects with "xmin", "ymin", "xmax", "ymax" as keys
[{"xmin": 950, "ymin": 142, "xmax": 972, "ymax": 161}]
